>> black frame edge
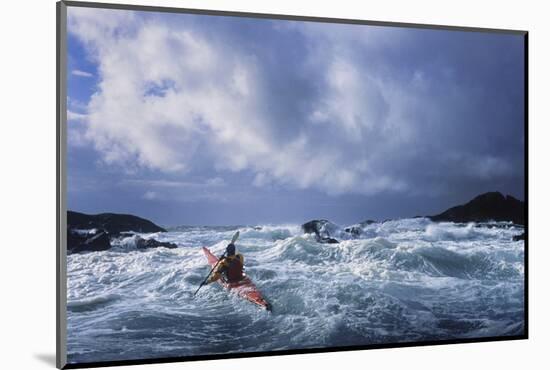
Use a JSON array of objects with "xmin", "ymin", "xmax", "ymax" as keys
[
  {"xmin": 62, "ymin": 335, "xmax": 527, "ymax": 369},
  {"xmin": 523, "ymin": 32, "xmax": 529, "ymax": 339},
  {"xmin": 62, "ymin": 0, "xmax": 527, "ymax": 35}
]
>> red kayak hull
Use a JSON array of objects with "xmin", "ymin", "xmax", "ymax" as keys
[{"xmin": 202, "ymin": 247, "xmax": 270, "ymax": 311}]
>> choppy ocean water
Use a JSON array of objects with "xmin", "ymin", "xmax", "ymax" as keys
[{"xmin": 66, "ymin": 218, "xmax": 525, "ymax": 364}]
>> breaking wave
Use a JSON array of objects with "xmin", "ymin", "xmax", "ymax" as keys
[{"xmin": 67, "ymin": 218, "xmax": 525, "ymax": 364}]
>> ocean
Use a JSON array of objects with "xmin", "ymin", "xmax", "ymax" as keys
[{"xmin": 66, "ymin": 218, "xmax": 525, "ymax": 364}]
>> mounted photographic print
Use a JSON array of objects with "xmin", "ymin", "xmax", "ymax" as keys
[{"xmin": 56, "ymin": 1, "xmax": 528, "ymax": 368}]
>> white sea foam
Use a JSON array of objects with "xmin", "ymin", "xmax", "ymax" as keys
[{"xmin": 67, "ymin": 218, "xmax": 525, "ymax": 363}]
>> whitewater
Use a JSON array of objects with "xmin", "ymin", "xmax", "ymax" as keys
[{"xmin": 66, "ymin": 218, "xmax": 525, "ymax": 364}]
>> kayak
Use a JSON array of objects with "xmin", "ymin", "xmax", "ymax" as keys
[{"xmin": 202, "ymin": 247, "xmax": 271, "ymax": 311}]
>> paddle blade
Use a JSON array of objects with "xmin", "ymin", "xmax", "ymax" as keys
[{"xmin": 231, "ymin": 231, "xmax": 240, "ymax": 244}]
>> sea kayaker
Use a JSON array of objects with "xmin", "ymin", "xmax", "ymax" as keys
[{"xmin": 205, "ymin": 243, "xmax": 245, "ymax": 284}]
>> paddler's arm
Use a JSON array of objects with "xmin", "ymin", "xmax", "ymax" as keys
[{"xmin": 206, "ymin": 258, "xmax": 228, "ymax": 284}]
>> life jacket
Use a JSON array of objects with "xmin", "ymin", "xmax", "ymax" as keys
[{"xmin": 223, "ymin": 254, "xmax": 244, "ymax": 282}]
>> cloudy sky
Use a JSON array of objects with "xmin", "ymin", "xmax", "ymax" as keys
[{"xmin": 66, "ymin": 6, "xmax": 525, "ymax": 226}]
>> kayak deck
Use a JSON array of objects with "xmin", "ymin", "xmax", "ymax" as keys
[{"xmin": 202, "ymin": 247, "xmax": 271, "ymax": 311}]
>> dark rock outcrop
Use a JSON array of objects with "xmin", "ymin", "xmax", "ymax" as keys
[
  {"xmin": 513, "ymin": 232, "xmax": 525, "ymax": 241},
  {"xmin": 344, "ymin": 220, "xmax": 377, "ymax": 237},
  {"xmin": 429, "ymin": 192, "xmax": 525, "ymax": 225},
  {"xmin": 302, "ymin": 220, "xmax": 326, "ymax": 235},
  {"xmin": 301, "ymin": 219, "xmax": 340, "ymax": 244},
  {"xmin": 319, "ymin": 236, "xmax": 339, "ymax": 244},
  {"xmin": 343, "ymin": 226, "xmax": 361, "ymax": 237},
  {"xmin": 68, "ymin": 211, "xmax": 166, "ymax": 234},
  {"xmin": 67, "ymin": 211, "xmax": 171, "ymax": 253},
  {"xmin": 134, "ymin": 236, "xmax": 178, "ymax": 250},
  {"xmin": 67, "ymin": 229, "xmax": 111, "ymax": 253}
]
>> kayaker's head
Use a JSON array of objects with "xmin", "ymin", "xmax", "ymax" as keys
[{"xmin": 226, "ymin": 243, "xmax": 236, "ymax": 256}]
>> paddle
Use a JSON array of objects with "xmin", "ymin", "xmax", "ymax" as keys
[{"xmin": 193, "ymin": 231, "xmax": 240, "ymax": 296}]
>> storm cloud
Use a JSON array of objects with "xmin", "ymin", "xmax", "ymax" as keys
[{"xmin": 66, "ymin": 7, "xmax": 524, "ymax": 225}]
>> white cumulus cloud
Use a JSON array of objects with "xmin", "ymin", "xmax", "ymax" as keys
[
  {"xmin": 67, "ymin": 8, "xmax": 522, "ymax": 198},
  {"xmin": 72, "ymin": 69, "xmax": 93, "ymax": 78}
]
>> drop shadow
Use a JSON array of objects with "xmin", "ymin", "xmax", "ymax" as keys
[{"xmin": 34, "ymin": 353, "xmax": 57, "ymax": 367}]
